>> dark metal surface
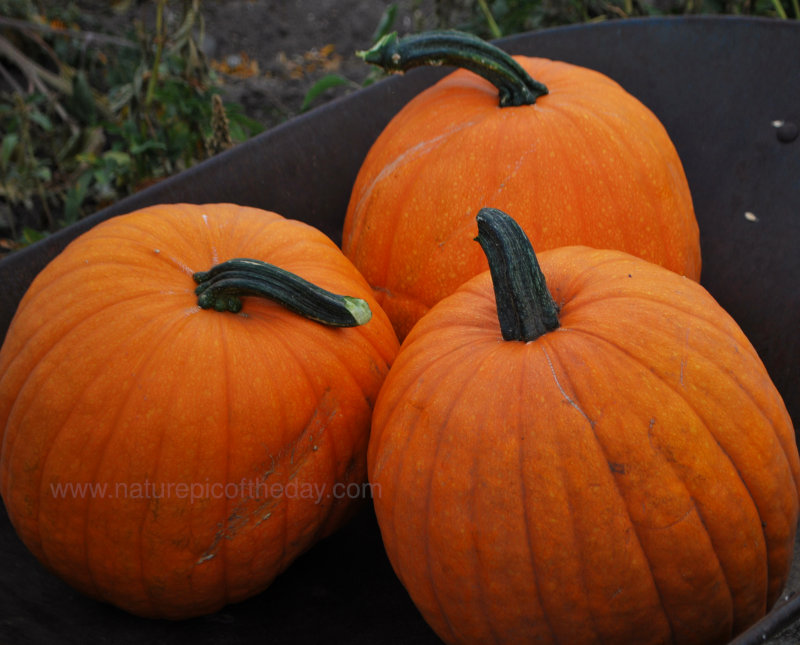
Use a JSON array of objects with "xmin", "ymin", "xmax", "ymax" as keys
[{"xmin": 1, "ymin": 16, "xmax": 799, "ymax": 644}]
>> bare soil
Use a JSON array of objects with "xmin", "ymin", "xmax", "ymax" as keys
[
  {"xmin": 106, "ymin": 0, "xmax": 465, "ymax": 130},
  {"xmin": 200, "ymin": 0, "xmax": 422, "ymax": 129}
]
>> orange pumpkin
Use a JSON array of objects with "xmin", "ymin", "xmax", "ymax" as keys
[
  {"xmin": 368, "ymin": 208, "xmax": 798, "ymax": 644},
  {"xmin": 343, "ymin": 31, "xmax": 701, "ymax": 340},
  {"xmin": 0, "ymin": 203, "xmax": 399, "ymax": 619}
]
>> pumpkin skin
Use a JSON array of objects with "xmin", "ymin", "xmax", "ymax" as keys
[
  {"xmin": 343, "ymin": 35, "xmax": 701, "ymax": 340},
  {"xmin": 0, "ymin": 203, "xmax": 399, "ymax": 619},
  {"xmin": 368, "ymin": 238, "xmax": 799, "ymax": 644}
]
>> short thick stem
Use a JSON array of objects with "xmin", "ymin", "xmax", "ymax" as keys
[
  {"xmin": 193, "ymin": 258, "xmax": 372, "ymax": 327},
  {"xmin": 475, "ymin": 208, "xmax": 559, "ymax": 342},
  {"xmin": 358, "ymin": 30, "xmax": 548, "ymax": 107}
]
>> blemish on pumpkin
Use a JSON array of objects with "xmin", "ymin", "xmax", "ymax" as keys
[
  {"xmin": 634, "ymin": 505, "xmax": 694, "ymax": 531},
  {"xmin": 262, "ymin": 454, "xmax": 277, "ymax": 480},
  {"xmin": 197, "ymin": 525, "xmax": 224, "ymax": 565},
  {"xmin": 197, "ymin": 509, "xmax": 250, "ymax": 565},
  {"xmin": 200, "ymin": 212, "xmax": 219, "ymax": 266},
  {"xmin": 351, "ymin": 120, "xmax": 482, "ymax": 218},
  {"xmin": 609, "ymin": 462, "xmax": 627, "ymax": 475},
  {"xmin": 196, "ymin": 551, "xmax": 216, "ymax": 564},
  {"xmin": 541, "ymin": 347, "xmax": 595, "ymax": 428},
  {"xmin": 252, "ymin": 498, "xmax": 278, "ymax": 527}
]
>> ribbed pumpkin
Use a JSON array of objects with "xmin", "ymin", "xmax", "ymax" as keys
[
  {"xmin": 368, "ymin": 208, "xmax": 798, "ymax": 644},
  {"xmin": 343, "ymin": 31, "xmax": 701, "ymax": 340},
  {"xmin": 0, "ymin": 203, "xmax": 399, "ymax": 619}
]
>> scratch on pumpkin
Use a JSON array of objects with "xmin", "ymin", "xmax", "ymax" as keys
[
  {"xmin": 195, "ymin": 392, "xmax": 335, "ymax": 565},
  {"xmin": 352, "ymin": 119, "xmax": 482, "ymax": 216},
  {"xmin": 541, "ymin": 347, "xmax": 595, "ymax": 428},
  {"xmin": 197, "ymin": 508, "xmax": 249, "ymax": 564}
]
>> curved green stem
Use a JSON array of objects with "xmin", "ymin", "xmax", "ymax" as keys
[
  {"xmin": 193, "ymin": 258, "xmax": 372, "ymax": 327},
  {"xmin": 475, "ymin": 208, "xmax": 559, "ymax": 341},
  {"xmin": 358, "ymin": 30, "xmax": 548, "ymax": 107}
]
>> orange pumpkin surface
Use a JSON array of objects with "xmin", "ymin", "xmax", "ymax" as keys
[
  {"xmin": 0, "ymin": 203, "xmax": 399, "ymax": 619},
  {"xmin": 343, "ymin": 31, "xmax": 701, "ymax": 340},
  {"xmin": 368, "ymin": 208, "xmax": 798, "ymax": 644}
]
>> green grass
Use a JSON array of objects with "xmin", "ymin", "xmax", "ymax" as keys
[
  {"xmin": 0, "ymin": 0, "xmax": 795, "ymax": 252},
  {"xmin": 0, "ymin": 0, "xmax": 262, "ymax": 251}
]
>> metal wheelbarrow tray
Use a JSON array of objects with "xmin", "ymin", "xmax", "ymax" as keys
[{"xmin": 0, "ymin": 16, "xmax": 798, "ymax": 645}]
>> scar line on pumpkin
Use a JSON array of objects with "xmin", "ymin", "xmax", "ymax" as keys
[{"xmin": 541, "ymin": 346, "xmax": 595, "ymax": 428}]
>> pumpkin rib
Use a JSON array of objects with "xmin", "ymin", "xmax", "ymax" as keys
[
  {"xmin": 265, "ymin": 319, "xmax": 343, "ymax": 553},
  {"xmin": 423, "ymin": 345, "xmax": 507, "ymax": 644},
  {"xmin": 372, "ymin": 330, "xmax": 492, "ymax": 440},
  {"xmin": 464, "ymin": 344, "xmax": 532, "ymax": 645},
  {"xmin": 129, "ymin": 312, "xmax": 215, "ymax": 615},
  {"xmin": 200, "ymin": 209, "xmax": 221, "ymax": 268},
  {"xmin": 375, "ymin": 340, "xmax": 495, "ymax": 643},
  {"xmin": 549, "ymin": 102, "xmax": 691, "ymax": 276},
  {"xmin": 346, "ymin": 117, "xmax": 485, "ymax": 250},
  {"xmin": 1, "ymin": 291, "xmax": 182, "ymax": 434},
  {"xmin": 549, "ymin": 337, "xmax": 737, "ymax": 641},
  {"xmin": 88, "ymin": 310, "xmax": 204, "ymax": 615},
  {"xmin": 374, "ymin": 118, "xmax": 517, "ymax": 317},
  {"xmin": 550, "ymin": 104, "xmax": 654, "ymax": 257},
  {"xmin": 370, "ymin": 332, "xmax": 490, "ymax": 470},
  {"xmin": 0, "ymin": 283, "xmax": 189, "ymax": 403},
  {"xmin": 538, "ymin": 343, "xmax": 677, "ymax": 643},
  {"xmin": 0, "ymin": 292, "xmax": 183, "ymax": 533},
  {"xmin": 375, "ymin": 131, "xmax": 479, "ymax": 303},
  {"xmin": 420, "ymin": 126, "xmax": 539, "ymax": 265},
  {"xmin": 569, "ymin": 321, "xmax": 794, "ymax": 533},
  {"xmin": 398, "ymin": 377, "xmax": 463, "ymax": 643},
  {"xmin": 256, "ymin": 319, "xmax": 299, "ymax": 577},
  {"xmin": 218, "ymin": 314, "xmax": 297, "ymax": 589},
  {"xmin": 371, "ymin": 334, "xmax": 520, "ymax": 636},
  {"xmin": 445, "ymin": 360, "xmax": 498, "ymax": 644},
  {"xmin": 564, "ymin": 291, "xmax": 754, "ymax": 343},
  {"xmin": 216, "ymin": 315, "xmax": 234, "ymax": 607},
  {"xmin": 12, "ymin": 292, "xmax": 176, "ymax": 495},
  {"xmin": 516, "ymin": 353, "xmax": 580, "ymax": 645},
  {"xmin": 555, "ymin": 325, "xmax": 778, "ymax": 624},
  {"xmin": 236, "ymin": 214, "xmax": 294, "ymax": 267},
  {"xmin": 211, "ymin": 312, "xmax": 283, "ymax": 588},
  {"xmin": 47, "ymin": 304, "xmax": 191, "ymax": 611},
  {"xmin": 271, "ymin": 311, "xmax": 383, "ymax": 555}
]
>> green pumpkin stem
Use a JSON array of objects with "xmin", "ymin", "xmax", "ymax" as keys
[
  {"xmin": 193, "ymin": 258, "xmax": 372, "ymax": 327},
  {"xmin": 357, "ymin": 30, "xmax": 548, "ymax": 107},
  {"xmin": 475, "ymin": 208, "xmax": 559, "ymax": 342}
]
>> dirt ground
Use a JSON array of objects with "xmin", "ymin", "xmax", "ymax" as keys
[
  {"xmin": 199, "ymin": 0, "xmax": 433, "ymax": 128},
  {"xmin": 103, "ymin": 0, "xmax": 471, "ymax": 130}
]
